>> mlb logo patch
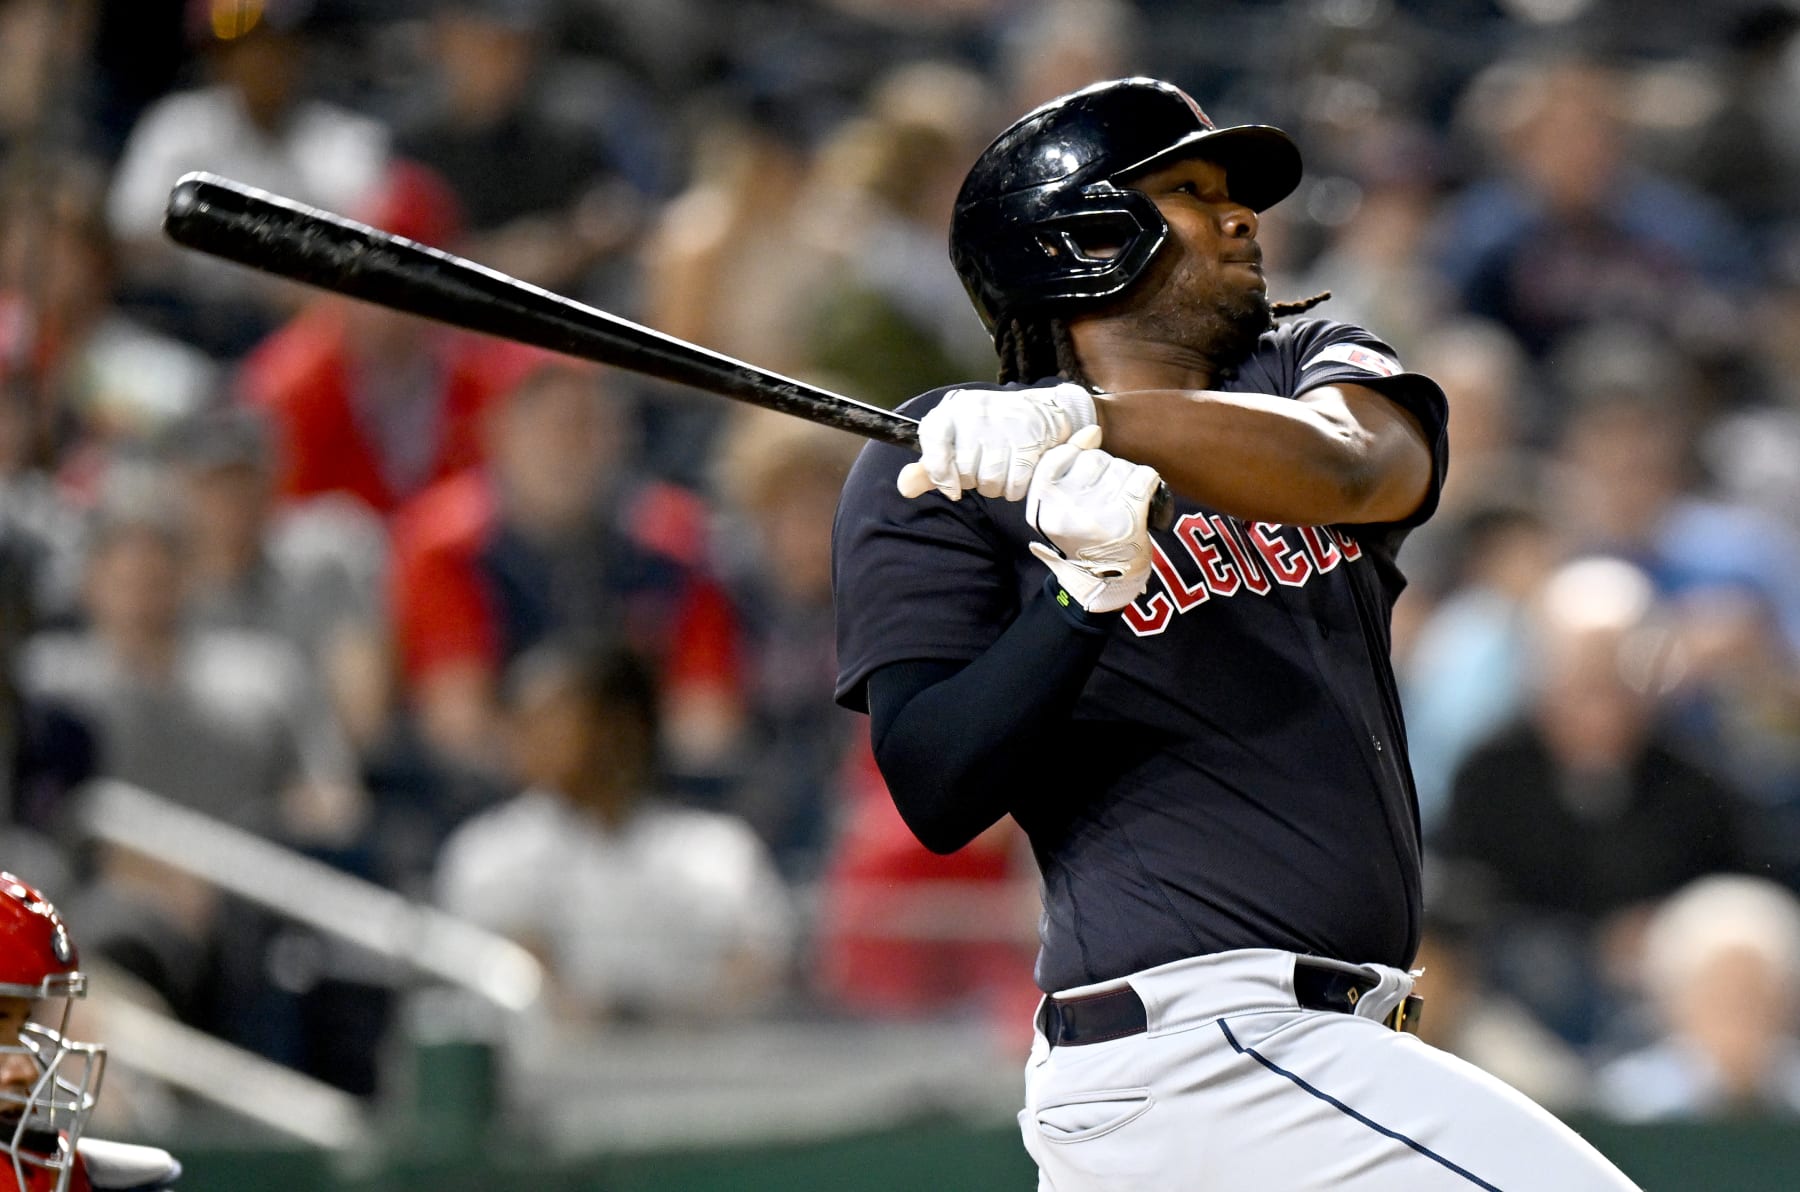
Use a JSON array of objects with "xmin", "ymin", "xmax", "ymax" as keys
[{"xmin": 1304, "ymin": 343, "xmax": 1402, "ymax": 378}]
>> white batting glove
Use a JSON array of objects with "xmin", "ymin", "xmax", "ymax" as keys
[
  {"xmin": 1026, "ymin": 426, "xmax": 1159, "ymax": 614},
  {"xmin": 897, "ymin": 382, "xmax": 1097, "ymax": 503}
]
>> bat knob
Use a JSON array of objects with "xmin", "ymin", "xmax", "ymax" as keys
[
  {"xmin": 163, "ymin": 173, "xmax": 218, "ymax": 246},
  {"xmin": 167, "ymin": 179, "xmax": 200, "ymax": 220},
  {"xmin": 1148, "ymin": 480, "xmax": 1175, "ymax": 532}
]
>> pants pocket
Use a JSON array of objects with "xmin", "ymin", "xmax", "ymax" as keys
[{"xmin": 1034, "ymin": 1087, "xmax": 1155, "ymax": 1144}]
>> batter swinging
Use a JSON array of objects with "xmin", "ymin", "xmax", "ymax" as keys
[{"xmin": 831, "ymin": 77, "xmax": 1639, "ymax": 1191}]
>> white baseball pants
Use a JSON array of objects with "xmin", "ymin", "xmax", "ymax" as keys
[{"xmin": 1019, "ymin": 949, "xmax": 1641, "ymax": 1191}]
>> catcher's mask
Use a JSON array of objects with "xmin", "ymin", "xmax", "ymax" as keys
[
  {"xmin": 0, "ymin": 874, "xmax": 104, "ymax": 1192},
  {"xmin": 949, "ymin": 77, "xmax": 1302, "ymax": 337}
]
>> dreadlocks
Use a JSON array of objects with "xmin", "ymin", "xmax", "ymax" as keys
[
  {"xmin": 1270, "ymin": 291, "xmax": 1332, "ymax": 319},
  {"xmin": 995, "ymin": 317, "xmax": 1091, "ymax": 387},
  {"xmin": 992, "ymin": 291, "xmax": 1334, "ymax": 385}
]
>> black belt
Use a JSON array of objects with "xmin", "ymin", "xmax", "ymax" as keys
[{"xmin": 1036, "ymin": 958, "xmax": 1424, "ymax": 1048}]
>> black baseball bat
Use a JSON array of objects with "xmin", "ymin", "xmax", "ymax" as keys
[{"xmin": 161, "ymin": 171, "xmax": 1174, "ymax": 530}]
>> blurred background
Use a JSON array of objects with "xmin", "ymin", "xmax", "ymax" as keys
[{"xmin": 5, "ymin": 0, "xmax": 1800, "ymax": 1187}]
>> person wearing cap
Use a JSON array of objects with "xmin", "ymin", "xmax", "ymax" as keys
[{"xmin": 831, "ymin": 78, "xmax": 1638, "ymax": 1188}]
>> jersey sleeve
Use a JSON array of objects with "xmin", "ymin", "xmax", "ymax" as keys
[
  {"xmin": 1286, "ymin": 320, "xmax": 1449, "ymax": 535},
  {"xmin": 832, "ymin": 387, "xmax": 1021, "ymax": 713}
]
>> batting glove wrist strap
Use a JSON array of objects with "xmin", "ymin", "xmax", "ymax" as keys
[{"xmin": 1043, "ymin": 382, "xmax": 1098, "ymax": 438}]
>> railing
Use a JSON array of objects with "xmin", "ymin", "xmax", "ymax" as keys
[
  {"xmin": 69, "ymin": 779, "xmax": 548, "ymax": 1153},
  {"xmin": 89, "ymin": 988, "xmax": 375, "ymax": 1153},
  {"xmin": 77, "ymin": 780, "xmax": 543, "ymax": 1011}
]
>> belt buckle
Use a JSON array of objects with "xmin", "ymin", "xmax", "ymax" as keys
[{"xmin": 1384, "ymin": 993, "xmax": 1424, "ymax": 1035}]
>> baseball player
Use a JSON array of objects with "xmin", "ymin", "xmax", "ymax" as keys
[
  {"xmin": 0, "ymin": 874, "xmax": 180, "ymax": 1192},
  {"xmin": 832, "ymin": 78, "xmax": 1639, "ymax": 1189}
]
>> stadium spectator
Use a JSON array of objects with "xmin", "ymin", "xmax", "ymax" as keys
[
  {"xmin": 1554, "ymin": 322, "xmax": 1800, "ymax": 656},
  {"xmin": 812, "ymin": 737, "xmax": 1039, "ymax": 1034},
  {"xmin": 105, "ymin": 0, "xmax": 391, "ymax": 356},
  {"xmin": 393, "ymin": 0, "xmax": 643, "ymax": 294},
  {"xmin": 0, "ymin": 0, "xmax": 83, "ymax": 164},
  {"xmin": 387, "ymin": 360, "xmax": 732, "ymax": 774},
  {"xmin": 0, "ymin": 381, "xmax": 86, "ymax": 628},
  {"xmin": 1433, "ymin": 556, "xmax": 1753, "ymax": 1045},
  {"xmin": 17, "ymin": 501, "xmax": 363, "ymax": 843},
  {"xmin": 801, "ymin": 62, "xmax": 998, "ymax": 408},
  {"xmin": 234, "ymin": 162, "xmax": 540, "ymax": 518},
  {"xmin": 1596, "ymin": 875, "xmax": 1800, "ymax": 1120},
  {"xmin": 166, "ymin": 405, "xmax": 385, "ymax": 674},
  {"xmin": 1434, "ymin": 54, "xmax": 1755, "ymax": 361},
  {"xmin": 0, "ymin": 163, "xmax": 219, "ymax": 533},
  {"xmin": 634, "ymin": 105, "xmax": 826, "ymax": 483},
  {"xmin": 640, "ymin": 114, "xmax": 819, "ymax": 377},
  {"xmin": 1404, "ymin": 318, "xmax": 1535, "ymax": 505},
  {"xmin": 1674, "ymin": 5, "xmax": 1800, "ymax": 244},
  {"xmin": 1401, "ymin": 498, "xmax": 1561, "ymax": 830},
  {"xmin": 163, "ymin": 405, "xmax": 420, "ymax": 870},
  {"xmin": 705, "ymin": 411, "xmax": 863, "ymax": 880},
  {"xmin": 1701, "ymin": 251, "xmax": 1800, "ymax": 540},
  {"xmin": 0, "ymin": 518, "xmax": 92, "ymax": 876},
  {"xmin": 1659, "ymin": 584, "xmax": 1800, "ymax": 889},
  {"xmin": 996, "ymin": 0, "xmax": 1142, "ymax": 116},
  {"xmin": 434, "ymin": 642, "xmax": 793, "ymax": 1025},
  {"xmin": 1280, "ymin": 116, "xmax": 1450, "ymax": 362}
]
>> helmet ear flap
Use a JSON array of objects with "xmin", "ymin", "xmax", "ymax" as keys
[{"xmin": 960, "ymin": 187, "xmax": 1169, "ymax": 333}]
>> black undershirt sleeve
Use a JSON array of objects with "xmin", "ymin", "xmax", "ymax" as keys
[{"xmin": 866, "ymin": 577, "xmax": 1113, "ymax": 854}]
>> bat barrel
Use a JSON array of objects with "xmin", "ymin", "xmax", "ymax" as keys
[
  {"xmin": 163, "ymin": 172, "xmax": 1173, "ymax": 531},
  {"xmin": 163, "ymin": 172, "xmax": 923, "ymax": 450}
]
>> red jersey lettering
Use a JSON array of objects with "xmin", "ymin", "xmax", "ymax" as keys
[
  {"xmin": 1299, "ymin": 525, "xmax": 1342, "ymax": 572},
  {"xmin": 1212, "ymin": 517, "xmax": 1273, "ymax": 595},
  {"xmin": 1250, "ymin": 523, "xmax": 1313, "ymax": 587},
  {"xmin": 1178, "ymin": 517, "xmax": 1241, "ymax": 597}
]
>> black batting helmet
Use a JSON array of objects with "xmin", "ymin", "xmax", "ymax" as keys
[{"xmin": 949, "ymin": 77, "xmax": 1303, "ymax": 336}]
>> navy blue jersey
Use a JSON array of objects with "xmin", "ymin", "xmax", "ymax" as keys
[{"xmin": 832, "ymin": 319, "xmax": 1449, "ymax": 991}]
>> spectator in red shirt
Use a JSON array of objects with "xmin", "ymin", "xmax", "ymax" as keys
[
  {"xmin": 389, "ymin": 360, "xmax": 732, "ymax": 772},
  {"xmin": 234, "ymin": 161, "xmax": 541, "ymax": 517},
  {"xmin": 813, "ymin": 735, "xmax": 1040, "ymax": 1037}
]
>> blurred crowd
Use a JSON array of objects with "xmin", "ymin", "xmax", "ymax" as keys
[{"xmin": 5, "ymin": 0, "xmax": 1800, "ymax": 1132}]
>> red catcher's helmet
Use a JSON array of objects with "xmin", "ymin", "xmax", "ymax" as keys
[
  {"xmin": 0, "ymin": 876, "xmax": 84, "ymax": 1002},
  {"xmin": 0, "ymin": 874, "xmax": 103, "ymax": 1192}
]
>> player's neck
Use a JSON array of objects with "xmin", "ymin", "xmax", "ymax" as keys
[{"xmin": 1067, "ymin": 319, "xmax": 1219, "ymax": 393}]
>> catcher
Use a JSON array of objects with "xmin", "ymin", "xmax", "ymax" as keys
[{"xmin": 0, "ymin": 873, "xmax": 180, "ymax": 1192}]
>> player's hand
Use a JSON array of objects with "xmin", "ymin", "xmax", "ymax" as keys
[
  {"xmin": 897, "ymin": 382, "xmax": 1097, "ymax": 503},
  {"xmin": 1026, "ymin": 426, "xmax": 1159, "ymax": 614}
]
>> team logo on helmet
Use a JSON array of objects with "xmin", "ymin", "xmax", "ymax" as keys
[{"xmin": 1177, "ymin": 93, "xmax": 1216, "ymax": 130}]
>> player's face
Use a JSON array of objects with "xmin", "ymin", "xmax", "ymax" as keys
[
  {"xmin": 0, "ymin": 996, "xmax": 38, "ymax": 1116},
  {"xmin": 1119, "ymin": 156, "xmax": 1272, "ymax": 365}
]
